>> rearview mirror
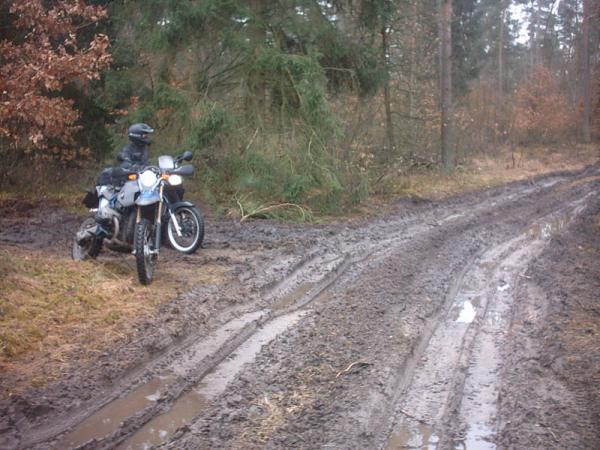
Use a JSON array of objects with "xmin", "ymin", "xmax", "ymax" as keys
[{"xmin": 182, "ymin": 150, "xmax": 193, "ymax": 161}]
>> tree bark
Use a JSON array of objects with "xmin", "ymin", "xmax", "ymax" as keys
[
  {"xmin": 245, "ymin": 0, "xmax": 267, "ymax": 124},
  {"xmin": 498, "ymin": 3, "xmax": 505, "ymax": 95},
  {"xmin": 409, "ymin": 0, "xmax": 418, "ymax": 152},
  {"xmin": 381, "ymin": 25, "xmax": 395, "ymax": 154},
  {"xmin": 582, "ymin": 0, "xmax": 592, "ymax": 142},
  {"xmin": 440, "ymin": 0, "xmax": 454, "ymax": 171},
  {"xmin": 530, "ymin": 0, "xmax": 538, "ymax": 69}
]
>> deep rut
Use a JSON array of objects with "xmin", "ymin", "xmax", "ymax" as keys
[{"xmin": 384, "ymin": 194, "xmax": 593, "ymax": 449}]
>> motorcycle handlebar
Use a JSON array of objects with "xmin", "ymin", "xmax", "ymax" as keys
[{"xmin": 170, "ymin": 165, "xmax": 194, "ymax": 176}]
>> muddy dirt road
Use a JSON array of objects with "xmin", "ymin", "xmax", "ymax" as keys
[{"xmin": 1, "ymin": 165, "xmax": 599, "ymax": 450}]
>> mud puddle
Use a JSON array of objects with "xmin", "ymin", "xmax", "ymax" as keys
[
  {"xmin": 57, "ymin": 309, "xmax": 306, "ymax": 450},
  {"xmin": 117, "ymin": 388, "xmax": 209, "ymax": 450},
  {"xmin": 119, "ymin": 310, "xmax": 306, "ymax": 449},
  {"xmin": 386, "ymin": 421, "xmax": 439, "ymax": 449},
  {"xmin": 55, "ymin": 312, "xmax": 262, "ymax": 449},
  {"xmin": 58, "ymin": 375, "xmax": 175, "ymax": 449},
  {"xmin": 458, "ymin": 423, "xmax": 496, "ymax": 450}
]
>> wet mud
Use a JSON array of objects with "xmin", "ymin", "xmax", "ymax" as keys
[{"xmin": 0, "ymin": 164, "xmax": 599, "ymax": 450}]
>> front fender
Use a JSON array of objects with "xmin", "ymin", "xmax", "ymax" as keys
[{"xmin": 168, "ymin": 200, "xmax": 195, "ymax": 211}]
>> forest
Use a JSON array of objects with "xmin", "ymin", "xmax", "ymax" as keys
[{"xmin": 1, "ymin": 0, "xmax": 598, "ymax": 216}]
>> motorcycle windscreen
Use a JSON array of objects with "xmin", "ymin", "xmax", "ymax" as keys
[{"xmin": 158, "ymin": 155, "xmax": 175, "ymax": 170}]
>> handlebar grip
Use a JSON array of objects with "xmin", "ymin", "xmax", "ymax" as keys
[{"xmin": 172, "ymin": 165, "xmax": 194, "ymax": 176}]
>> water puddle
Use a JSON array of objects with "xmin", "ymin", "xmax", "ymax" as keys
[
  {"xmin": 118, "ymin": 310, "xmax": 306, "ymax": 449},
  {"xmin": 456, "ymin": 300, "xmax": 476, "ymax": 323},
  {"xmin": 455, "ymin": 422, "xmax": 495, "ymax": 450},
  {"xmin": 452, "ymin": 292, "xmax": 480, "ymax": 324},
  {"xmin": 441, "ymin": 213, "xmax": 465, "ymax": 223},
  {"xmin": 117, "ymin": 389, "xmax": 208, "ymax": 450},
  {"xmin": 386, "ymin": 420, "xmax": 439, "ymax": 449},
  {"xmin": 58, "ymin": 375, "xmax": 175, "ymax": 449},
  {"xmin": 58, "ymin": 312, "xmax": 263, "ymax": 449}
]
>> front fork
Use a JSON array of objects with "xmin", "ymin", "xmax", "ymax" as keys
[
  {"xmin": 135, "ymin": 184, "xmax": 164, "ymax": 253},
  {"xmin": 155, "ymin": 184, "xmax": 164, "ymax": 251}
]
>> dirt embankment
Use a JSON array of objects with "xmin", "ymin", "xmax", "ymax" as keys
[{"xmin": 0, "ymin": 165, "xmax": 599, "ymax": 450}]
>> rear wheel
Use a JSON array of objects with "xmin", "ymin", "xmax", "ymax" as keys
[
  {"xmin": 72, "ymin": 217, "xmax": 102, "ymax": 260},
  {"xmin": 167, "ymin": 206, "xmax": 204, "ymax": 254},
  {"xmin": 135, "ymin": 218, "xmax": 156, "ymax": 285}
]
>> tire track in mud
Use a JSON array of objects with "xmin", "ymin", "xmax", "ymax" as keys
[
  {"xmin": 158, "ymin": 170, "xmax": 598, "ymax": 450},
  {"xmin": 30, "ymin": 254, "xmax": 354, "ymax": 450},
  {"xmin": 383, "ymin": 193, "xmax": 594, "ymax": 450},
  {"xmin": 14, "ymin": 167, "xmax": 598, "ymax": 450}
]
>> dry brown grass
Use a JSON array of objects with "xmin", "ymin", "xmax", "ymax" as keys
[
  {"xmin": 378, "ymin": 144, "xmax": 599, "ymax": 201},
  {"xmin": 237, "ymin": 363, "xmax": 335, "ymax": 446},
  {"xmin": 0, "ymin": 245, "xmax": 226, "ymax": 397}
]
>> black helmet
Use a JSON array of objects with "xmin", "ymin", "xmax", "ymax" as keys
[{"xmin": 128, "ymin": 123, "xmax": 154, "ymax": 146}]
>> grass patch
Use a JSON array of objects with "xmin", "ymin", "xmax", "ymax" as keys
[
  {"xmin": 374, "ymin": 144, "xmax": 599, "ymax": 202},
  {"xmin": 0, "ymin": 245, "xmax": 226, "ymax": 398}
]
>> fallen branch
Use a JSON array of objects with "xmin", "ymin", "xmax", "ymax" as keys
[
  {"xmin": 235, "ymin": 196, "xmax": 311, "ymax": 223},
  {"xmin": 335, "ymin": 361, "xmax": 372, "ymax": 378}
]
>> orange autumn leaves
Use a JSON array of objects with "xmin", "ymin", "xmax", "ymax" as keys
[
  {"xmin": 0, "ymin": 0, "xmax": 111, "ymax": 161},
  {"xmin": 513, "ymin": 65, "xmax": 575, "ymax": 143}
]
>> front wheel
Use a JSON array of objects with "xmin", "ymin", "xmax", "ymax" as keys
[
  {"xmin": 167, "ymin": 206, "xmax": 204, "ymax": 254},
  {"xmin": 135, "ymin": 218, "xmax": 156, "ymax": 285}
]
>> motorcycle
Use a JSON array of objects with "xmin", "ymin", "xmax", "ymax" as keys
[{"xmin": 72, "ymin": 150, "xmax": 204, "ymax": 285}]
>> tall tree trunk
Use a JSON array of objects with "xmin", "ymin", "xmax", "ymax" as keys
[
  {"xmin": 582, "ymin": 0, "xmax": 592, "ymax": 142},
  {"xmin": 440, "ymin": 0, "xmax": 454, "ymax": 171},
  {"xmin": 495, "ymin": 1, "xmax": 506, "ymax": 149},
  {"xmin": 530, "ymin": 0, "xmax": 538, "ymax": 69},
  {"xmin": 381, "ymin": 25, "xmax": 395, "ymax": 154},
  {"xmin": 409, "ymin": 0, "xmax": 418, "ymax": 152},
  {"xmin": 498, "ymin": 3, "xmax": 505, "ymax": 95},
  {"xmin": 245, "ymin": 0, "xmax": 267, "ymax": 124}
]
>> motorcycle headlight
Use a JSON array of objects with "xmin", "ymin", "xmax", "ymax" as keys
[
  {"xmin": 139, "ymin": 170, "xmax": 158, "ymax": 188},
  {"xmin": 168, "ymin": 174, "xmax": 183, "ymax": 186}
]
